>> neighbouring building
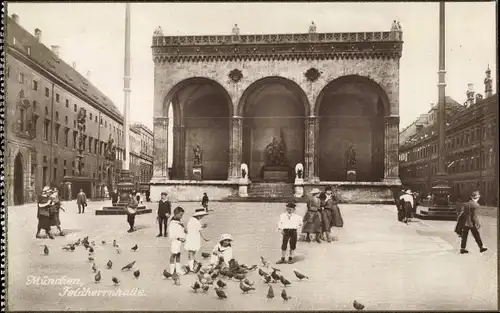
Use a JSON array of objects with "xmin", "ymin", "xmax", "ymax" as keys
[
  {"xmin": 150, "ymin": 21, "xmax": 404, "ymax": 202},
  {"xmin": 5, "ymin": 14, "xmax": 152, "ymax": 205},
  {"xmin": 131, "ymin": 123, "xmax": 154, "ymax": 193},
  {"xmin": 399, "ymin": 68, "xmax": 498, "ymax": 205}
]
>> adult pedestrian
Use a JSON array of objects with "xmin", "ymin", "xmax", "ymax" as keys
[
  {"xmin": 157, "ymin": 192, "xmax": 171, "ymax": 237},
  {"xmin": 111, "ymin": 189, "xmax": 119, "ymax": 205},
  {"xmin": 326, "ymin": 185, "xmax": 343, "ymax": 229},
  {"xmin": 399, "ymin": 189, "xmax": 414, "ymax": 224},
  {"xmin": 35, "ymin": 186, "xmax": 54, "ymax": 239},
  {"xmin": 76, "ymin": 189, "xmax": 87, "ymax": 214},
  {"xmin": 48, "ymin": 183, "xmax": 65, "ymax": 236},
  {"xmin": 455, "ymin": 191, "xmax": 488, "ymax": 254},
  {"xmin": 302, "ymin": 188, "xmax": 323, "ymax": 243},
  {"xmin": 126, "ymin": 190, "xmax": 139, "ymax": 233}
]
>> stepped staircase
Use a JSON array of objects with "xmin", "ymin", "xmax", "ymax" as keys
[
  {"xmin": 225, "ymin": 182, "xmax": 305, "ymax": 202},
  {"xmin": 415, "ymin": 205, "xmax": 458, "ymax": 221}
]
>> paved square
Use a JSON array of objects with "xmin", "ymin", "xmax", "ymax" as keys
[{"xmin": 7, "ymin": 200, "xmax": 497, "ymax": 311}]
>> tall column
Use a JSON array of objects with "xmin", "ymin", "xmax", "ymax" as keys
[
  {"xmin": 122, "ymin": 2, "xmax": 131, "ymax": 171},
  {"xmin": 305, "ymin": 116, "xmax": 319, "ymax": 182},
  {"xmin": 152, "ymin": 116, "xmax": 169, "ymax": 181},
  {"xmin": 384, "ymin": 115, "xmax": 400, "ymax": 182},
  {"xmin": 228, "ymin": 116, "xmax": 243, "ymax": 181},
  {"xmin": 436, "ymin": 1, "xmax": 447, "ymax": 177}
]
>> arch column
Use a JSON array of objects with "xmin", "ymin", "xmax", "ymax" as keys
[
  {"xmin": 228, "ymin": 116, "xmax": 243, "ymax": 181},
  {"xmin": 384, "ymin": 115, "xmax": 400, "ymax": 182},
  {"xmin": 305, "ymin": 116, "xmax": 319, "ymax": 182},
  {"xmin": 152, "ymin": 116, "xmax": 169, "ymax": 182}
]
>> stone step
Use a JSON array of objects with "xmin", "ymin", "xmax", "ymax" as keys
[
  {"xmin": 248, "ymin": 183, "xmax": 294, "ymax": 198},
  {"xmin": 95, "ymin": 205, "xmax": 152, "ymax": 216},
  {"xmin": 415, "ymin": 210, "xmax": 458, "ymax": 221},
  {"xmin": 223, "ymin": 196, "xmax": 306, "ymax": 203}
]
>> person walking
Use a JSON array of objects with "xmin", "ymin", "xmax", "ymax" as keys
[
  {"xmin": 202, "ymin": 192, "xmax": 209, "ymax": 213},
  {"xmin": 157, "ymin": 192, "xmax": 171, "ymax": 237},
  {"xmin": 184, "ymin": 208, "xmax": 210, "ymax": 272},
  {"xmin": 48, "ymin": 183, "xmax": 65, "ymax": 236},
  {"xmin": 35, "ymin": 186, "xmax": 55, "ymax": 239},
  {"xmin": 76, "ymin": 189, "xmax": 87, "ymax": 214},
  {"xmin": 302, "ymin": 188, "xmax": 323, "ymax": 243},
  {"xmin": 455, "ymin": 191, "xmax": 488, "ymax": 254},
  {"xmin": 399, "ymin": 189, "xmax": 414, "ymax": 224},
  {"xmin": 111, "ymin": 189, "xmax": 119, "ymax": 205},
  {"xmin": 126, "ymin": 191, "xmax": 139, "ymax": 233},
  {"xmin": 277, "ymin": 202, "xmax": 303, "ymax": 264}
]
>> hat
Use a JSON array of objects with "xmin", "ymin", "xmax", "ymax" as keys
[
  {"xmin": 310, "ymin": 188, "xmax": 321, "ymax": 195},
  {"xmin": 161, "ymin": 192, "xmax": 168, "ymax": 196},
  {"xmin": 324, "ymin": 186, "xmax": 332, "ymax": 191},
  {"xmin": 42, "ymin": 186, "xmax": 51, "ymax": 193},
  {"xmin": 319, "ymin": 192, "xmax": 327, "ymax": 200},
  {"xmin": 220, "ymin": 233, "xmax": 233, "ymax": 242},
  {"xmin": 286, "ymin": 202, "xmax": 296, "ymax": 209},
  {"xmin": 193, "ymin": 208, "xmax": 208, "ymax": 217},
  {"xmin": 471, "ymin": 191, "xmax": 480, "ymax": 199},
  {"xmin": 405, "ymin": 189, "xmax": 412, "ymax": 194}
]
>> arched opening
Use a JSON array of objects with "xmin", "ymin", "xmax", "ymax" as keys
[
  {"xmin": 165, "ymin": 78, "xmax": 232, "ymax": 180},
  {"xmin": 316, "ymin": 76, "xmax": 388, "ymax": 182},
  {"xmin": 239, "ymin": 77, "xmax": 308, "ymax": 181},
  {"xmin": 14, "ymin": 153, "xmax": 24, "ymax": 205}
]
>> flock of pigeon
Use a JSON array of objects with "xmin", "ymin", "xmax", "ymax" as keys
[{"xmin": 42, "ymin": 236, "xmax": 365, "ymax": 310}]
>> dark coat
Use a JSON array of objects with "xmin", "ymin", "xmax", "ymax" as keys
[
  {"xmin": 158, "ymin": 199, "xmax": 171, "ymax": 217},
  {"xmin": 455, "ymin": 200, "xmax": 481, "ymax": 235},
  {"xmin": 324, "ymin": 197, "xmax": 343, "ymax": 228},
  {"xmin": 302, "ymin": 197, "xmax": 322, "ymax": 233}
]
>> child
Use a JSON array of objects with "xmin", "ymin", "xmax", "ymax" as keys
[
  {"xmin": 157, "ymin": 192, "xmax": 171, "ymax": 237},
  {"xmin": 168, "ymin": 206, "xmax": 186, "ymax": 274},
  {"xmin": 184, "ymin": 208, "xmax": 210, "ymax": 272},
  {"xmin": 277, "ymin": 202, "xmax": 303, "ymax": 264},
  {"xmin": 210, "ymin": 234, "xmax": 233, "ymax": 268},
  {"xmin": 202, "ymin": 192, "xmax": 209, "ymax": 213}
]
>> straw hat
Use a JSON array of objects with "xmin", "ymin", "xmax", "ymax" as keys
[
  {"xmin": 220, "ymin": 233, "xmax": 233, "ymax": 242},
  {"xmin": 193, "ymin": 208, "xmax": 208, "ymax": 217},
  {"xmin": 405, "ymin": 189, "xmax": 412, "ymax": 194},
  {"xmin": 309, "ymin": 188, "xmax": 321, "ymax": 195}
]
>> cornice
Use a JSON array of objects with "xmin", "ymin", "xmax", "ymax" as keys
[{"xmin": 152, "ymin": 31, "xmax": 403, "ymax": 63}]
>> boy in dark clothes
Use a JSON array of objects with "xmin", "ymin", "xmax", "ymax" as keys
[
  {"xmin": 157, "ymin": 192, "xmax": 172, "ymax": 237},
  {"xmin": 202, "ymin": 192, "xmax": 209, "ymax": 213}
]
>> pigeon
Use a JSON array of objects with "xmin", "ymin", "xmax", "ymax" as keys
[
  {"xmin": 83, "ymin": 242, "xmax": 90, "ymax": 250},
  {"xmin": 267, "ymin": 285, "xmax": 274, "ymax": 299},
  {"xmin": 239, "ymin": 281, "xmax": 255, "ymax": 293},
  {"xmin": 91, "ymin": 240, "xmax": 96, "ymax": 246},
  {"xmin": 202, "ymin": 284, "xmax": 210, "ymax": 292},
  {"xmin": 113, "ymin": 240, "xmax": 117, "ymax": 247},
  {"xmin": 191, "ymin": 281, "xmax": 201, "ymax": 292},
  {"xmin": 194, "ymin": 262, "xmax": 203, "ymax": 274},
  {"xmin": 62, "ymin": 246, "xmax": 71, "ymax": 251},
  {"xmin": 112, "ymin": 277, "xmax": 120, "ymax": 285},
  {"xmin": 70, "ymin": 245, "xmax": 75, "ymax": 252},
  {"xmin": 260, "ymin": 256, "xmax": 270, "ymax": 268},
  {"xmin": 172, "ymin": 271, "xmax": 180, "ymax": 285},
  {"xmin": 131, "ymin": 244, "xmax": 138, "ymax": 252},
  {"xmin": 216, "ymin": 279, "xmax": 227, "ymax": 288},
  {"xmin": 106, "ymin": 260, "xmax": 113, "ymax": 269},
  {"xmin": 163, "ymin": 269, "xmax": 172, "ymax": 279},
  {"xmin": 122, "ymin": 261, "xmax": 136, "ymax": 271},
  {"xmin": 116, "ymin": 247, "xmax": 122, "ymax": 254},
  {"xmin": 201, "ymin": 252, "xmax": 211, "ymax": 259},
  {"xmin": 263, "ymin": 275, "xmax": 272, "ymax": 284},
  {"xmin": 293, "ymin": 270, "xmax": 309, "ymax": 280},
  {"xmin": 133, "ymin": 269, "xmax": 140, "ymax": 279},
  {"xmin": 43, "ymin": 245, "xmax": 49, "ymax": 255},
  {"xmin": 215, "ymin": 287, "xmax": 227, "ymax": 299},
  {"xmin": 88, "ymin": 256, "xmax": 94, "ymax": 262},
  {"xmin": 89, "ymin": 247, "xmax": 94, "ymax": 253},
  {"xmin": 280, "ymin": 275, "xmax": 291, "ymax": 287},
  {"xmin": 234, "ymin": 273, "xmax": 246, "ymax": 281},
  {"xmin": 101, "ymin": 240, "xmax": 106, "ymax": 245},
  {"xmin": 210, "ymin": 272, "xmax": 219, "ymax": 280},
  {"xmin": 75, "ymin": 238, "xmax": 81, "ymax": 246},
  {"xmin": 94, "ymin": 271, "xmax": 101, "ymax": 283},
  {"xmin": 271, "ymin": 269, "xmax": 281, "ymax": 282},
  {"xmin": 92, "ymin": 263, "xmax": 97, "ymax": 273},
  {"xmin": 353, "ymin": 300, "xmax": 365, "ymax": 311},
  {"xmin": 281, "ymin": 289, "xmax": 291, "ymax": 301},
  {"xmin": 243, "ymin": 278, "xmax": 254, "ymax": 286},
  {"xmin": 258, "ymin": 268, "xmax": 268, "ymax": 277}
]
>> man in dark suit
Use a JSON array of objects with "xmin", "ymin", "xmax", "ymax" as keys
[
  {"xmin": 157, "ymin": 192, "xmax": 171, "ymax": 237},
  {"xmin": 456, "ymin": 191, "xmax": 488, "ymax": 254}
]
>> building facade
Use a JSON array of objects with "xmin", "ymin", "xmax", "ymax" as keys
[
  {"xmin": 399, "ymin": 70, "xmax": 498, "ymax": 205},
  {"xmin": 150, "ymin": 22, "xmax": 404, "ymax": 201},
  {"xmin": 5, "ymin": 14, "xmax": 151, "ymax": 205},
  {"xmin": 131, "ymin": 123, "xmax": 154, "ymax": 192}
]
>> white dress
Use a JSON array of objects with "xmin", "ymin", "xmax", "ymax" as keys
[{"xmin": 184, "ymin": 217, "xmax": 202, "ymax": 251}]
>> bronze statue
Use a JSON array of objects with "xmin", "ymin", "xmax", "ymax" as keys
[
  {"xmin": 193, "ymin": 144, "xmax": 202, "ymax": 165},
  {"xmin": 346, "ymin": 146, "xmax": 356, "ymax": 168},
  {"xmin": 265, "ymin": 137, "xmax": 286, "ymax": 166},
  {"xmin": 106, "ymin": 135, "xmax": 116, "ymax": 161}
]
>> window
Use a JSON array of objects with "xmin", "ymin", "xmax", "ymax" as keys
[
  {"xmin": 64, "ymin": 116, "xmax": 68, "ymax": 125},
  {"xmin": 73, "ymin": 131, "xmax": 78, "ymax": 149},
  {"xmin": 94, "ymin": 140, "xmax": 98, "ymax": 154},
  {"xmin": 89, "ymin": 112, "xmax": 93, "ymax": 120},
  {"xmin": 53, "ymin": 168, "xmax": 57, "ymax": 181},
  {"xmin": 27, "ymin": 46, "xmax": 31, "ymax": 55},
  {"xmin": 73, "ymin": 120, "xmax": 76, "ymax": 128},
  {"xmin": 54, "ymin": 124, "xmax": 60, "ymax": 144},
  {"xmin": 19, "ymin": 107, "xmax": 26, "ymax": 132},
  {"xmin": 64, "ymin": 128, "xmax": 69, "ymax": 147},
  {"xmin": 74, "ymin": 104, "xmax": 77, "ymax": 112},
  {"xmin": 95, "ymin": 116, "xmax": 98, "ymax": 122},
  {"xmin": 18, "ymin": 72, "xmax": 24, "ymax": 83},
  {"xmin": 42, "ymin": 167, "xmax": 48, "ymax": 186},
  {"xmin": 88, "ymin": 137, "xmax": 92, "ymax": 153},
  {"xmin": 105, "ymin": 120, "xmax": 107, "ymax": 128},
  {"xmin": 43, "ymin": 119, "xmax": 50, "ymax": 141},
  {"xmin": 56, "ymin": 93, "xmax": 60, "ymax": 102},
  {"xmin": 45, "ymin": 87, "xmax": 50, "ymax": 97},
  {"xmin": 32, "ymin": 80, "xmax": 38, "ymax": 90},
  {"xmin": 32, "ymin": 115, "xmax": 38, "ymax": 137},
  {"xmin": 63, "ymin": 169, "xmax": 67, "ymax": 177},
  {"xmin": 55, "ymin": 111, "xmax": 59, "ymax": 121},
  {"xmin": 65, "ymin": 99, "xmax": 69, "ymax": 108}
]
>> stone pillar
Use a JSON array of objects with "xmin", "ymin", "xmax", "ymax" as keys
[
  {"xmin": 228, "ymin": 116, "xmax": 243, "ymax": 181},
  {"xmin": 384, "ymin": 115, "xmax": 401, "ymax": 183},
  {"xmin": 151, "ymin": 116, "xmax": 169, "ymax": 182},
  {"xmin": 172, "ymin": 125, "xmax": 186, "ymax": 179},
  {"xmin": 305, "ymin": 116, "xmax": 319, "ymax": 182}
]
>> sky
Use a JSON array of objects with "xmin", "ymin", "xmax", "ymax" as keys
[{"xmin": 7, "ymin": 2, "xmax": 497, "ymax": 130}]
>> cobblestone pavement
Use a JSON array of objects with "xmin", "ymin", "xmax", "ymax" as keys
[{"xmin": 7, "ymin": 200, "xmax": 497, "ymax": 311}]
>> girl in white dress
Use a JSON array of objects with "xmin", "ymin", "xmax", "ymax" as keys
[
  {"xmin": 210, "ymin": 233, "xmax": 233, "ymax": 268},
  {"xmin": 184, "ymin": 208, "xmax": 209, "ymax": 272}
]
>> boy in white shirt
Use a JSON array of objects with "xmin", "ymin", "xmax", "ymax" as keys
[
  {"xmin": 277, "ymin": 202, "xmax": 303, "ymax": 264},
  {"xmin": 184, "ymin": 208, "xmax": 210, "ymax": 272},
  {"xmin": 168, "ymin": 206, "xmax": 186, "ymax": 274}
]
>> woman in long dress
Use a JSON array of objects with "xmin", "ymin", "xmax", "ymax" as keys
[
  {"xmin": 328, "ymin": 186, "xmax": 344, "ymax": 228},
  {"xmin": 184, "ymin": 208, "xmax": 209, "ymax": 272},
  {"xmin": 302, "ymin": 188, "xmax": 323, "ymax": 243}
]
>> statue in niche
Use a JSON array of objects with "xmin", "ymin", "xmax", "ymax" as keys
[
  {"xmin": 346, "ymin": 145, "xmax": 356, "ymax": 169},
  {"xmin": 193, "ymin": 144, "xmax": 203, "ymax": 166},
  {"xmin": 265, "ymin": 137, "xmax": 286, "ymax": 166},
  {"xmin": 295, "ymin": 163, "xmax": 304, "ymax": 179},
  {"xmin": 106, "ymin": 134, "xmax": 116, "ymax": 161},
  {"xmin": 309, "ymin": 21, "xmax": 317, "ymax": 33},
  {"xmin": 241, "ymin": 163, "xmax": 248, "ymax": 180}
]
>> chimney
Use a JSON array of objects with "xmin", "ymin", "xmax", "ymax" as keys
[
  {"xmin": 51, "ymin": 45, "xmax": 60, "ymax": 57},
  {"xmin": 34, "ymin": 28, "xmax": 42, "ymax": 42},
  {"xmin": 11, "ymin": 14, "xmax": 19, "ymax": 23},
  {"xmin": 466, "ymin": 83, "xmax": 475, "ymax": 106},
  {"xmin": 484, "ymin": 66, "xmax": 493, "ymax": 98}
]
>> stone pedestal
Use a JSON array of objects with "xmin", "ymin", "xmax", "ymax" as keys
[
  {"xmin": 294, "ymin": 178, "xmax": 304, "ymax": 198},
  {"xmin": 192, "ymin": 165, "xmax": 203, "ymax": 180},
  {"xmin": 238, "ymin": 178, "xmax": 249, "ymax": 197},
  {"xmin": 346, "ymin": 169, "xmax": 357, "ymax": 182},
  {"xmin": 262, "ymin": 165, "xmax": 290, "ymax": 182}
]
